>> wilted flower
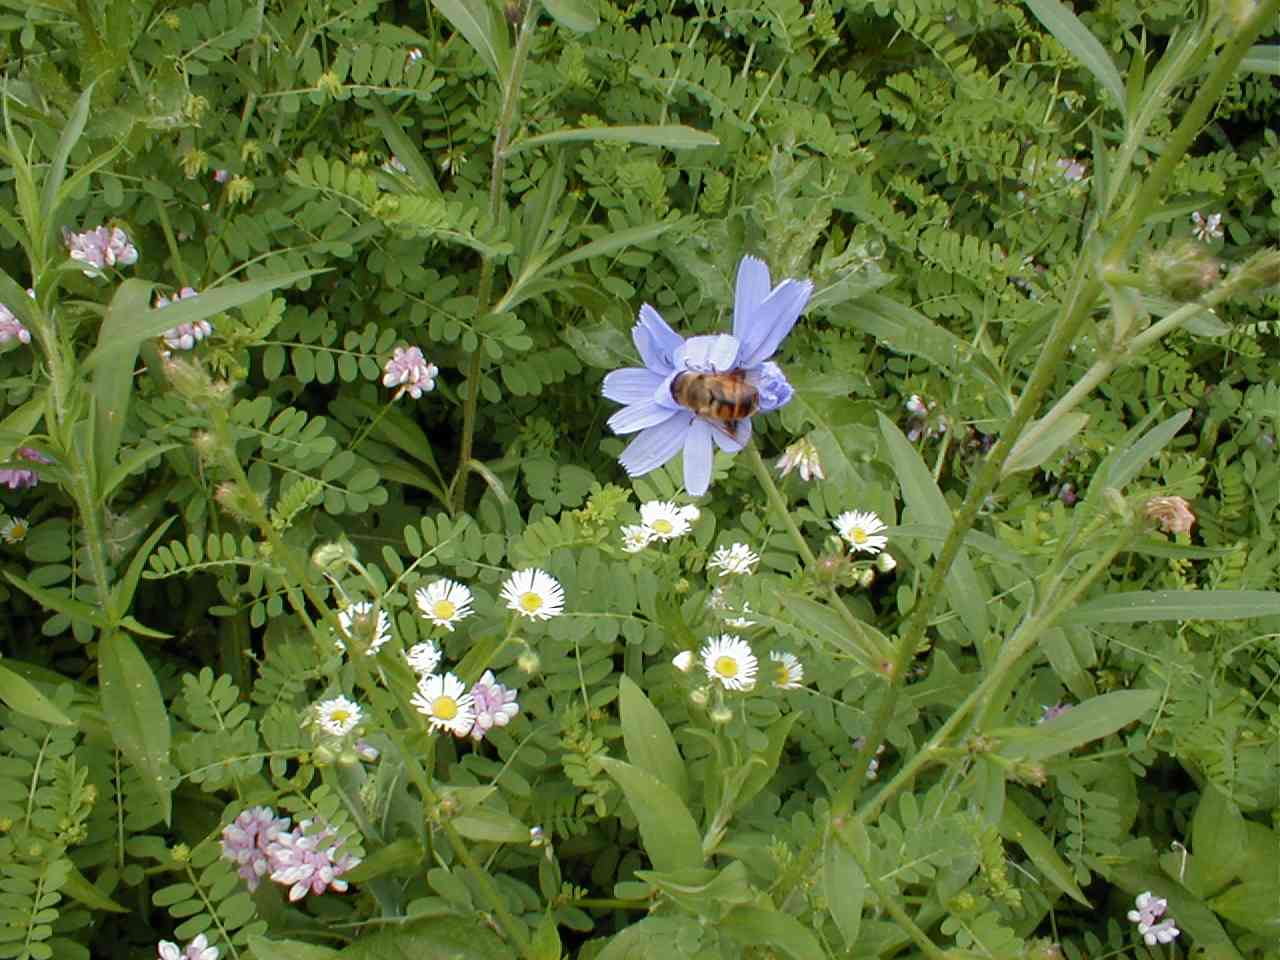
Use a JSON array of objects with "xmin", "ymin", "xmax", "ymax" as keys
[
  {"xmin": 353, "ymin": 739, "xmax": 380, "ymax": 762},
  {"xmin": 65, "ymin": 225, "xmax": 138, "ymax": 277},
  {"xmin": 1145, "ymin": 495, "xmax": 1195, "ymax": 535},
  {"xmin": 639, "ymin": 500, "xmax": 693, "ymax": 540},
  {"xmin": 313, "ymin": 696, "xmax": 362, "ymax": 737},
  {"xmin": 404, "ymin": 641, "xmax": 443, "ymax": 676},
  {"xmin": 0, "ymin": 447, "xmax": 52, "ymax": 490},
  {"xmin": 382, "ymin": 346, "xmax": 438, "ymax": 400},
  {"xmin": 620, "ymin": 524, "xmax": 653, "ymax": 553},
  {"xmin": 382, "ymin": 155, "xmax": 408, "ymax": 174},
  {"xmin": 467, "ymin": 670, "xmax": 519, "ymax": 740},
  {"xmin": 602, "ymin": 255, "xmax": 812, "ymax": 496},
  {"xmin": 0, "ymin": 302, "xmax": 30, "ymax": 346},
  {"xmin": 266, "ymin": 817, "xmax": 360, "ymax": 901},
  {"xmin": 1191, "ymin": 211, "xmax": 1223, "ymax": 242},
  {"xmin": 336, "ymin": 601, "xmax": 392, "ymax": 654},
  {"xmin": 157, "ymin": 934, "xmax": 218, "ymax": 960},
  {"xmin": 213, "ymin": 169, "xmax": 230, "ymax": 184},
  {"xmin": 0, "ymin": 516, "xmax": 29, "ymax": 544},
  {"xmin": 833, "ymin": 510, "xmax": 887, "ymax": 555},
  {"xmin": 500, "ymin": 569, "xmax": 565, "ymax": 621},
  {"xmin": 769, "ymin": 651, "xmax": 804, "ymax": 689},
  {"xmin": 707, "ymin": 542, "xmax": 759, "ymax": 577},
  {"xmin": 415, "ymin": 579, "xmax": 474, "ymax": 631},
  {"xmin": 219, "ymin": 806, "xmax": 291, "ymax": 892},
  {"xmin": 411, "ymin": 671, "xmax": 476, "ymax": 736},
  {"xmin": 776, "ymin": 437, "xmax": 825, "ymax": 481},
  {"xmin": 700, "ymin": 634, "xmax": 758, "ymax": 691}
]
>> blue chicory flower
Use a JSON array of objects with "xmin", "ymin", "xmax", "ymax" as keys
[{"xmin": 602, "ymin": 255, "xmax": 812, "ymax": 496}]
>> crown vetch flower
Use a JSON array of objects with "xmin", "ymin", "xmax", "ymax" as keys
[
  {"xmin": 266, "ymin": 817, "xmax": 360, "ymax": 901},
  {"xmin": 157, "ymin": 934, "xmax": 219, "ymax": 960},
  {"xmin": 602, "ymin": 255, "xmax": 812, "ymax": 496},
  {"xmin": 383, "ymin": 345, "xmax": 438, "ymax": 400},
  {"xmin": 220, "ymin": 806, "xmax": 292, "ymax": 892},
  {"xmin": 1127, "ymin": 891, "xmax": 1168, "ymax": 926},
  {"xmin": 65, "ymin": 225, "xmax": 138, "ymax": 277},
  {"xmin": 0, "ymin": 447, "xmax": 52, "ymax": 490},
  {"xmin": 468, "ymin": 670, "xmax": 519, "ymax": 740},
  {"xmin": 1191, "ymin": 210, "xmax": 1223, "ymax": 242},
  {"xmin": 0, "ymin": 301, "xmax": 30, "ymax": 346},
  {"xmin": 156, "ymin": 287, "xmax": 212, "ymax": 351}
]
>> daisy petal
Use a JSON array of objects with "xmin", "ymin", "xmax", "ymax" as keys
[
  {"xmin": 732, "ymin": 255, "xmax": 773, "ymax": 340},
  {"xmin": 683, "ymin": 418, "xmax": 715, "ymax": 496},
  {"xmin": 602, "ymin": 367, "xmax": 665, "ymax": 404},
  {"xmin": 737, "ymin": 278, "xmax": 814, "ymax": 367},
  {"xmin": 633, "ymin": 304, "xmax": 683, "ymax": 372},
  {"xmin": 619, "ymin": 413, "xmax": 693, "ymax": 477},
  {"xmin": 608, "ymin": 401, "xmax": 679, "ymax": 435}
]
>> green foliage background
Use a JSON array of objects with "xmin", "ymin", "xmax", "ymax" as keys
[{"xmin": 0, "ymin": 0, "xmax": 1277, "ymax": 958}]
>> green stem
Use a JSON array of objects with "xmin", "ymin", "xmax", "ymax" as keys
[{"xmin": 450, "ymin": 8, "xmax": 539, "ymax": 514}]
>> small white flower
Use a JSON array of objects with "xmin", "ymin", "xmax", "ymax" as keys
[
  {"xmin": 672, "ymin": 650, "xmax": 695, "ymax": 673},
  {"xmin": 707, "ymin": 542, "xmax": 759, "ymax": 577},
  {"xmin": 313, "ymin": 696, "xmax": 362, "ymax": 737},
  {"xmin": 404, "ymin": 641, "xmax": 443, "ymax": 676},
  {"xmin": 1139, "ymin": 919, "xmax": 1180, "ymax": 946},
  {"xmin": 0, "ymin": 516, "xmax": 29, "ymax": 544},
  {"xmin": 415, "ymin": 579, "xmax": 474, "ymax": 631},
  {"xmin": 382, "ymin": 346, "xmax": 438, "ymax": 400},
  {"xmin": 158, "ymin": 943, "xmax": 182, "ymax": 960},
  {"xmin": 678, "ymin": 504, "xmax": 700, "ymax": 524},
  {"xmin": 1127, "ymin": 891, "xmax": 1168, "ymax": 926},
  {"xmin": 769, "ymin": 651, "xmax": 804, "ymax": 689},
  {"xmin": 407, "ymin": 47, "xmax": 424, "ymax": 62},
  {"xmin": 337, "ymin": 601, "xmax": 391, "ymax": 654},
  {"xmin": 500, "ymin": 569, "xmax": 565, "ymax": 621},
  {"xmin": 639, "ymin": 500, "xmax": 692, "ymax": 540},
  {"xmin": 1191, "ymin": 211, "xmax": 1223, "ymax": 242},
  {"xmin": 410, "ymin": 672, "xmax": 476, "ymax": 736},
  {"xmin": 776, "ymin": 437, "xmax": 825, "ymax": 482},
  {"xmin": 833, "ymin": 510, "xmax": 887, "ymax": 555},
  {"xmin": 620, "ymin": 524, "xmax": 653, "ymax": 553},
  {"xmin": 700, "ymin": 634, "xmax": 758, "ymax": 691}
]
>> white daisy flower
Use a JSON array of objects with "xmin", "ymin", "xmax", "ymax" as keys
[
  {"xmin": 620, "ymin": 524, "xmax": 653, "ymax": 553},
  {"xmin": 672, "ymin": 650, "xmax": 695, "ymax": 673},
  {"xmin": 700, "ymin": 634, "xmax": 758, "ymax": 691},
  {"xmin": 639, "ymin": 500, "xmax": 692, "ymax": 540},
  {"xmin": 337, "ymin": 601, "xmax": 392, "ymax": 654},
  {"xmin": 500, "ymin": 569, "xmax": 565, "ymax": 621},
  {"xmin": 833, "ymin": 510, "xmax": 887, "ymax": 555},
  {"xmin": 0, "ymin": 516, "xmax": 29, "ymax": 544},
  {"xmin": 707, "ymin": 542, "xmax": 759, "ymax": 577},
  {"xmin": 769, "ymin": 651, "xmax": 805, "ymax": 689},
  {"xmin": 415, "ymin": 579, "xmax": 474, "ymax": 631},
  {"xmin": 404, "ymin": 641, "xmax": 443, "ymax": 676},
  {"xmin": 410, "ymin": 672, "xmax": 476, "ymax": 736},
  {"xmin": 313, "ymin": 696, "xmax": 362, "ymax": 736}
]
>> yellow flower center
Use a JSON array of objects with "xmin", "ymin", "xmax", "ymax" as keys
[
  {"xmin": 519, "ymin": 592, "xmax": 544, "ymax": 614},
  {"xmin": 331, "ymin": 709, "xmax": 351, "ymax": 724},
  {"xmin": 774, "ymin": 664, "xmax": 790, "ymax": 685},
  {"xmin": 851, "ymin": 528, "xmax": 867, "ymax": 544},
  {"xmin": 715, "ymin": 656, "xmax": 739, "ymax": 678},
  {"xmin": 433, "ymin": 599, "xmax": 457, "ymax": 620},
  {"xmin": 433, "ymin": 697, "xmax": 458, "ymax": 721},
  {"xmin": 653, "ymin": 519, "xmax": 673, "ymax": 535}
]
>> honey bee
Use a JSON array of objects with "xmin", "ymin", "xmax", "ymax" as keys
[{"xmin": 670, "ymin": 370, "xmax": 759, "ymax": 433}]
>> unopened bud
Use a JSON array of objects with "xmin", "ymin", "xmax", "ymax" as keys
[
  {"xmin": 875, "ymin": 551, "xmax": 897, "ymax": 573},
  {"xmin": 214, "ymin": 481, "xmax": 258, "ymax": 522},
  {"xmin": 689, "ymin": 687, "xmax": 709, "ymax": 708},
  {"xmin": 1147, "ymin": 239, "xmax": 1220, "ymax": 300},
  {"xmin": 164, "ymin": 356, "xmax": 214, "ymax": 401},
  {"xmin": 709, "ymin": 705, "xmax": 733, "ymax": 725},
  {"xmin": 312, "ymin": 541, "xmax": 356, "ymax": 574},
  {"xmin": 517, "ymin": 649, "xmax": 540, "ymax": 674},
  {"xmin": 1224, "ymin": 247, "xmax": 1280, "ymax": 296},
  {"xmin": 672, "ymin": 650, "xmax": 695, "ymax": 673},
  {"xmin": 857, "ymin": 567, "xmax": 876, "ymax": 588}
]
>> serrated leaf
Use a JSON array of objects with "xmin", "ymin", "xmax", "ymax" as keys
[
  {"xmin": 597, "ymin": 756, "xmax": 703, "ymax": 874},
  {"xmin": 619, "ymin": 675, "xmax": 688, "ymax": 805},
  {"xmin": 993, "ymin": 689, "xmax": 1158, "ymax": 761},
  {"xmin": 99, "ymin": 631, "xmax": 173, "ymax": 823},
  {"xmin": 1026, "ymin": 0, "xmax": 1127, "ymax": 117},
  {"xmin": 1060, "ymin": 590, "xmax": 1280, "ymax": 625}
]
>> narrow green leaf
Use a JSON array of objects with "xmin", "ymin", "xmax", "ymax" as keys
[
  {"xmin": 823, "ymin": 835, "xmax": 865, "ymax": 947},
  {"xmin": 878, "ymin": 414, "xmax": 989, "ymax": 642},
  {"xmin": 61, "ymin": 860, "xmax": 129, "ymax": 913},
  {"xmin": 367, "ymin": 98, "xmax": 441, "ymax": 197},
  {"xmin": 0, "ymin": 391, "xmax": 46, "ymax": 461},
  {"xmin": 619, "ymin": 675, "xmax": 688, "ymax": 805},
  {"xmin": 597, "ymin": 756, "xmax": 703, "ymax": 874},
  {"xmin": 542, "ymin": 220, "xmax": 677, "ymax": 276},
  {"xmin": 542, "ymin": 0, "xmax": 598, "ymax": 32},
  {"xmin": 91, "ymin": 279, "xmax": 155, "ymax": 479},
  {"xmin": 1004, "ymin": 412, "xmax": 1089, "ymax": 476},
  {"xmin": 774, "ymin": 594, "xmax": 891, "ymax": 670},
  {"xmin": 719, "ymin": 906, "xmax": 825, "ymax": 960},
  {"xmin": 1239, "ymin": 45, "xmax": 1280, "ymax": 75},
  {"xmin": 5, "ymin": 572, "xmax": 110, "ymax": 629},
  {"xmin": 245, "ymin": 939, "xmax": 340, "ymax": 960},
  {"xmin": 1025, "ymin": 0, "xmax": 1127, "ymax": 116},
  {"xmin": 507, "ymin": 124, "xmax": 718, "ymax": 156},
  {"xmin": 0, "ymin": 661, "xmax": 73, "ymax": 726},
  {"xmin": 994, "ymin": 689, "xmax": 1158, "ymax": 761},
  {"xmin": 111, "ymin": 517, "xmax": 176, "ymax": 617},
  {"xmin": 1098, "ymin": 409, "xmax": 1191, "ymax": 490},
  {"xmin": 1060, "ymin": 590, "xmax": 1280, "ymax": 625},
  {"xmin": 99, "ymin": 631, "xmax": 173, "ymax": 823},
  {"xmin": 998, "ymin": 800, "xmax": 1089, "ymax": 905},
  {"xmin": 430, "ymin": 0, "xmax": 510, "ymax": 82},
  {"xmin": 39, "ymin": 83, "xmax": 95, "ymax": 250},
  {"xmin": 100, "ymin": 442, "xmax": 182, "ymax": 501},
  {"xmin": 736, "ymin": 712, "xmax": 799, "ymax": 811},
  {"xmin": 890, "ymin": 523, "xmax": 1026, "ymax": 569}
]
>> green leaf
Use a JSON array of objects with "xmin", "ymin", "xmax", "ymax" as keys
[
  {"xmin": 245, "ymin": 939, "xmax": 340, "ymax": 960},
  {"xmin": 99, "ymin": 631, "xmax": 174, "ymax": 823},
  {"xmin": 1025, "ymin": 0, "xmax": 1127, "ymax": 117},
  {"xmin": 452, "ymin": 808, "xmax": 530, "ymax": 844},
  {"xmin": 1060, "ymin": 590, "xmax": 1280, "ymax": 625},
  {"xmin": 719, "ymin": 906, "xmax": 825, "ymax": 960},
  {"xmin": 1240, "ymin": 45, "xmax": 1280, "ymax": 75},
  {"xmin": 597, "ymin": 756, "xmax": 703, "ymax": 874},
  {"xmin": 92, "ymin": 279, "xmax": 155, "ymax": 478},
  {"xmin": 1096, "ymin": 409, "xmax": 1191, "ymax": 491},
  {"xmin": 0, "ymin": 661, "xmax": 73, "ymax": 726},
  {"xmin": 541, "ymin": 220, "xmax": 678, "ymax": 276},
  {"xmin": 890, "ymin": 523, "xmax": 1026, "ymax": 569},
  {"xmin": 736, "ymin": 711, "xmax": 799, "ymax": 811},
  {"xmin": 61, "ymin": 860, "xmax": 128, "ymax": 913},
  {"xmin": 542, "ymin": 0, "xmax": 598, "ymax": 32},
  {"xmin": 1209, "ymin": 881, "xmax": 1280, "ymax": 936},
  {"xmin": 1003, "ymin": 412, "xmax": 1089, "ymax": 476},
  {"xmin": 998, "ymin": 800, "xmax": 1089, "ymax": 905},
  {"xmin": 1189, "ymin": 785, "xmax": 1247, "ymax": 896},
  {"xmin": 531, "ymin": 910, "xmax": 563, "ymax": 960},
  {"xmin": 636, "ymin": 863, "xmax": 753, "ymax": 922},
  {"xmin": 0, "ymin": 391, "xmax": 47, "ymax": 461},
  {"xmin": 878, "ymin": 413, "xmax": 989, "ymax": 643},
  {"xmin": 993, "ymin": 689, "xmax": 1158, "ymax": 761},
  {"xmin": 100, "ymin": 443, "xmax": 182, "ymax": 501},
  {"xmin": 823, "ymin": 834, "xmax": 866, "ymax": 948},
  {"xmin": 367, "ymin": 98, "xmax": 441, "ymax": 197},
  {"xmin": 619, "ymin": 675, "xmax": 688, "ymax": 805},
  {"xmin": 39, "ymin": 83, "xmax": 95, "ymax": 251},
  {"xmin": 773, "ymin": 594, "xmax": 892, "ymax": 669},
  {"xmin": 6, "ymin": 572, "xmax": 111, "ymax": 630},
  {"xmin": 430, "ymin": 0, "xmax": 510, "ymax": 83},
  {"xmin": 507, "ymin": 124, "xmax": 718, "ymax": 156}
]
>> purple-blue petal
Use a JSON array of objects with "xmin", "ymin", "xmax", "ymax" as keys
[
  {"xmin": 752, "ymin": 361, "xmax": 794, "ymax": 412},
  {"xmin": 736, "ymin": 278, "xmax": 813, "ymax": 367},
  {"xmin": 633, "ymin": 304, "xmax": 683, "ymax": 373},
  {"xmin": 608, "ymin": 401, "xmax": 678, "ymax": 435},
  {"xmin": 732, "ymin": 255, "xmax": 772, "ymax": 342},
  {"xmin": 674, "ymin": 334, "xmax": 741, "ymax": 373},
  {"xmin": 618, "ymin": 413, "xmax": 693, "ymax": 477},
  {"xmin": 682, "ymin": 419, "xmax": 715, "ymax": 496},
  {"xmin": 602, "ymin": 367, "xmax": 665, "ymax": 404},
  {"xmin": 711, "ymin": 417, "xmax": 751, "ymax": 452}
]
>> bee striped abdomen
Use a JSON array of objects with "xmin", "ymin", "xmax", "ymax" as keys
[{"xmin": 671, "ymin": 371, "xmax": 760, "ymax": 424}]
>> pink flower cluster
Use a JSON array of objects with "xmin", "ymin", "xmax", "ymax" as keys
[
  {"xmin": 468, "ymin": 670, "xmax": 519, "ymax": 741},
  {"xmin": 1127, "ymin": 891, "xmax": 1181, "ymax": 946},
  {"xmin": 219, "ymin": 806, "xmax": 360, "ymax": 901},
  {"xmin": 157, "ymin": 934, "xmax": 218, "ymax": 960},
  {"xmin": 155, "ymin": 287, "xmax": 212, "ymax": 351},
  {"xmin": 0, "ymin": 302, "xmax": 30, "ymax": 346},
  {"xmin": 0, "ymin": 447, "xmax": 52, "ymax": 490},
  {"xmin": 382, "ymin": 345, "xmax": 438, "ymax": 400},
  {"xmin": 64, "ymin": 225, "xmax": 138, "ymax": 277}
]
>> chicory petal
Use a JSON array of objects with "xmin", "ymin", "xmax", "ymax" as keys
[
  {"xmin": 683, "ymin": 419, "xmax": 715, "ymax": 496},
  {"xmin": 633, "ymin": 304, "xmax": 683, "ymax": 372},
  {"xmin": 736, "ymin": 278, "xmax": 813, "ymax": 367},
  {"xmin": 618, "ymin": 412, "xmax": 694, "ymax": 477},
  {"xmin": 602, "ymin": 367, "xmax": 665, "ymax": 404}
]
